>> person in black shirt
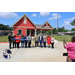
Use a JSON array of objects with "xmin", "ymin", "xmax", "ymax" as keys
[{"xmin": 8, "ymin": 33, "xmax": 12, "ymax": 49}]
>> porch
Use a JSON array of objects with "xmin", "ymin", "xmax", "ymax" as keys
[{"xmin": 26, "ymin": 29, "xmax": 53, "ymax": 36}]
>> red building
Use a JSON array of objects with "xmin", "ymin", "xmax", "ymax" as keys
[{"xmin": 12, "ymin": 14, "xmax": 54, "ymax": 36}]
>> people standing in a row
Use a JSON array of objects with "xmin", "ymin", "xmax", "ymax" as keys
[{"xmin": 8, "ymin": 33, "xmax": 55, "ymax": 49}]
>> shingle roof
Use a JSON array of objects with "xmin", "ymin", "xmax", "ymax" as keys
[{"xmin": 35, "ymin": 25, "xmax": 54, "ymax": 29}]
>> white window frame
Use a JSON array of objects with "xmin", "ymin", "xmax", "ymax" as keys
[{"xmin": 18, "ymin": 29, "xmax": 22, "ymax": 35}]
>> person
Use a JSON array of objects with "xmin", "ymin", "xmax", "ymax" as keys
[
  {"xmin": 39, "ymin": 34, "xmax": 43, "ymax": 48},
  {"xmin": 35, "ymin": 33, "xmax": 39, "ymax": 47},
  {"xmin": 15, "ymin": 34, "xmax": 21, "ymax": 49},
  {"xmin": 21, "ymin": 34, "xmax": 24, "ymax": 48},
  {"xmin": 74, "ymin": 33, "xmax": 75, "ymax": 37},
  {"xmin": 24, "ymin": 34, "xmax": 28, "ymax": 48},
  {"xmin": 31, "ymin": 34, "xmax": 35, "ymax": 48},
  {"xmin": 8, "ymin": 33, "xmax": 12, "ymax": 49},
  {"xmin": 47, "ymin": 35, "xmax": 51, "ymax": 48},
  {"xmin": 67, "ymin": 54, "xmax": 72, "ymax": 62},
  {"xmin": 12, "ymin": 34, "xmax": 16, "ymax": 48},
  {"xmin": 28, "ymin": 34, "xmax": 31, "ymax": 48},
  {"xmin": 51, "ymin": 35, "xmax": 54, "ymax": 49},
  {"xmin": 63, "ymin": 36, "xmax": 75, "ymax": 62},
  {"xmin": 43, "ymin": 33, "xmax": 47, "ymax": 48}
]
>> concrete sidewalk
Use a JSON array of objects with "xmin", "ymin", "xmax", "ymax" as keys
[{"xmin": 0, "ymin": 41, "xmax": 67, "ymax": 62}]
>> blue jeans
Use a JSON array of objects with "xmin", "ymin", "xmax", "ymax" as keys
[
  {"xmin": 66, "ymin": 58, "xmax": 74, "ymax": 62},
  {"xmin": 21, "ymin": 42, "xmax": 24, "ymax": 47}
]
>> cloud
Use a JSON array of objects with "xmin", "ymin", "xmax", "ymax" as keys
[
  {"xmin": 64, "ymin": 20, "xmax": 71, "ymax": 25},
  {"xmin": 38, "ymin": 16, "xmax": 41, "ymax": 18},
  {"xmin": 62, "ymin": 17, "xmax": 75, "ymax": 30},
  {"xmin": 0, "ymin": 12, "xmax": 18, "ymax": 18},
  {"xmin": 39, "ymin": 12, "xmax": 50, "ymax": 17},
  {"xmin": 48, "ymin": 13, "xmax": 61, "ymax": 20},
  {"xmin": 31, "ymin": 13, "xmax": 37, "ymax": 17},
  {"xmin": 52, "ymin": 13, "xmax": 61, "ymax": 19},
  {"xmin": 48, "ymin": 18, "xmax": 52, "ymax": 20},
  {"xmin": 65, "ymin": 17, "xmax": 75, "ymax": 21}
]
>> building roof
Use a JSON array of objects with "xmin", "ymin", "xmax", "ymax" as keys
[
  {"xmin": 35, "ymin": 25, "xmax": 53, "ymax": 29},
  {"xmin": 12, "ymin": 14, "xmax": 54, "ymax": 30},
  {"xmin": 12, "ymin": 14, "xmax": 36, "ymax": 27}
]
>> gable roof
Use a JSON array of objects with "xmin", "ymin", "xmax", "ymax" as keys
[
  {"xmin": 35, "ymin": 24, "xmax": 54, "ymax": 29},
  {"xmin": 12, "ymin": 14, "xmax": 36, "ymax": 27},
  {"xmin": 42, "ymin": 21, "xmax": 53, "ymax": 28},
  {"xmin": 35, "ymin": 21, "xmax": 54, "ymax": 29}
]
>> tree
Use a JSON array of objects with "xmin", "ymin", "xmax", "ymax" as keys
[
  {"xmin": 0, "ymin": 24, "xmax": 13, "ymax": 30},
  {"xmin": 53, "ymin": 28, "xmax": 57, "ymax": 34},
  {"xmin": 71, "ymin": 28, "xmax": 75, "ymax": 31},
  {"xmin": 70, "ymin": 19, "xmax": 75, "ymax": 27}
]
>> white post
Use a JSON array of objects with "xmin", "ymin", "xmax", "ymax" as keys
[{"xmin": 41, "ymin": 30, "xmax": 42, "ymax": 34}]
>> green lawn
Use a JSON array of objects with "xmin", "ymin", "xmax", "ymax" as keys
[
  {"xmin": 53, "ymin": 35, "xmax": 73, "ymax": 42},
  {"xmin": 0, "ymin": 35, "xmax": 8, "ymax": 42}
]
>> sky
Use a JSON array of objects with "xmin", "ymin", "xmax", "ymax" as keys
[{"xmin": 0, "ymin": 12, "xmax": 75, "ymax": 30}]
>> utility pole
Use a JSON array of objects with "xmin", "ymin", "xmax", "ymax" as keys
[{"xmin": 57, "ymin": 13, "xmax": 58, "ymax": 34}]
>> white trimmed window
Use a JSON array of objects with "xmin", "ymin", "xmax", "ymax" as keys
[
  {"xmin": 24, "ymin": 16, "xmax": 27, "ymax": 24},
  {"xmin": 18, "ymin": 29, "xmax": 22, "ymax": 35}
]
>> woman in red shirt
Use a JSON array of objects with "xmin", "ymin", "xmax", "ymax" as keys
[
  {"xmin": 15, "ymin": 34, "xmax": 21, "ymax": 49},
  {"xmin": 47, "ymin": 35, "xmax": 51, "ymax": 48}
]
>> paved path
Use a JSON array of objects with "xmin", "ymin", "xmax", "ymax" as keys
[{"xmin": 0, "ymin": 41, "xmax": 67, "ymax": 62}]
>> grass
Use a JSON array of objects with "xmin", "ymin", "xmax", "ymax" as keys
[
  {"xmin": 53, "ymin": 35, "xmax": 73, "ymax": 42},
  {"xmin": 0, "ymin": 35, "xmax": 8, "ymax": 42},
  {"xmin": 0, "ymin": 35, "xmax": 73, "ymax": 42}
]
